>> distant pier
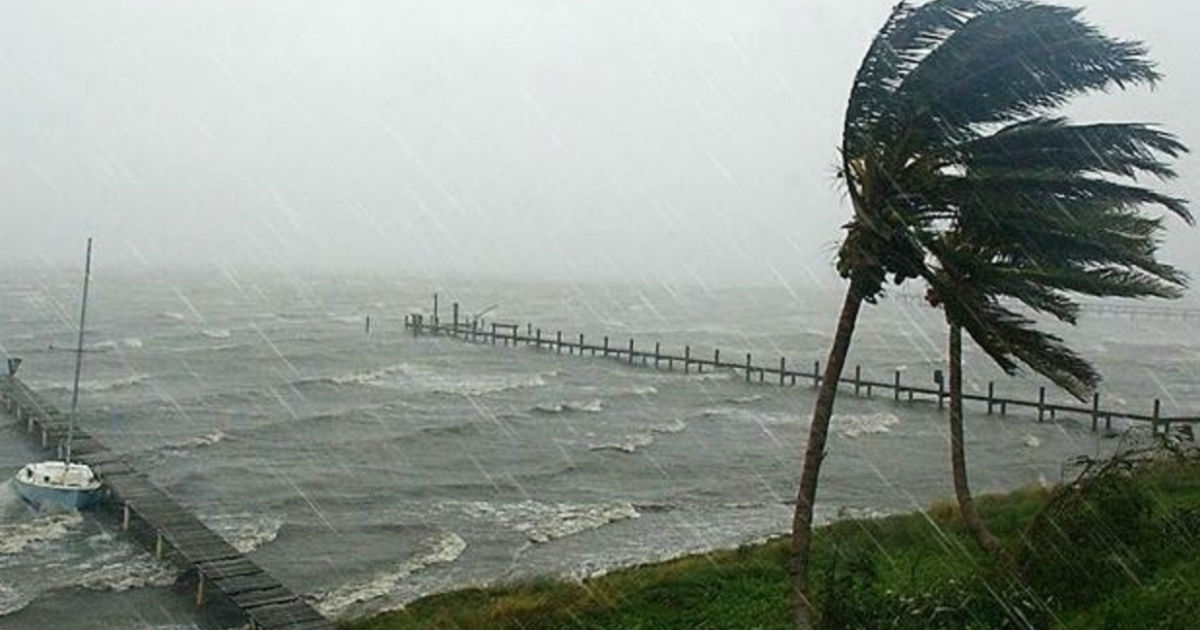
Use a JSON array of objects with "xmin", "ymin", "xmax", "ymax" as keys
[
  {"xmin": 406, "ymin": 296, "xmax": 1200, "ymax": 435},
  {"xmin": 0, "ymin": 375, "xmax": 333, "ymax": 630}
]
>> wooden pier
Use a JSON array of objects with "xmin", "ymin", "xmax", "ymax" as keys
[
  {"xmin": 0, "ymin": 374, "xmax": 333, "ymax": 630},
  {"xmin": 406, "ymin": 300, "xmax": 1200, "ymax": 435}
]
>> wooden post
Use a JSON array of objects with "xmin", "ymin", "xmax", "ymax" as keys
[
  {"xmin": 813, "ymin": 360, "xmax": 820, "ymax": 387},
  {"xmin": 894, "ymin": 370, "xmax": 901, "ymax": 402},
  {"xmin": 1038, "ymin": 387, "xmax": 1046, "ymax": 422},
  {"xmin": 655, "ymin": 342, "xmax": 661, "ymax": 368},
  {"xmin": 1154, "ymin": 398, "xmax": 1162, "ymax": 434},
  {"xmin": 937, "ymin": 377, "xmax": 944, "ymax": 410},
  {"xmin": 1000, "ymin": 401, "xmax": 1007, "ymax": 415},
  {"xmin": 1091, "ymin": 393, "xmax": 1100, "ymax": 432},
  {"xmin": 714, "ymin": 349, "xmax": 720, "ymax": 368},
  {"xmin": 122, "ymin": 501, "xmax": 131, "ymax": 531},
  {"xmin": 155, "ymin": 532, "xmax": 164, "ymax": 560},
  {"xmin": 527, "ymin": 323, "xmax": 532, "ymax": 344},
  {"xmin": 556, "ymin": 331, "xmax": 562, "ymax": 354},
  {"xmin": 452, "ymin": 303, "xmax": 459, "ymax": 333},
  {"xmin": 580, "ymin": 333, "xmax": 585, "ymax": 355},
  {"xmin": 779, "ymin": 357, "xmax": 786, "ymax": 386},
  {"xmin": 41, "ymin": 427, "xmax": 47, "ymax": 447},
  {"xmin": 745, "ymin": 353, "xmax": 752, "ymax": 382},
  {"xmin": 1105, "ymin": 414, "xmax": 1112, "ymax": 432},
  {"xmin": 196, "ymin": 572, "xmax": 205, "ymax": 607},
  {"xmin": 987, "ymin": 382, "xmax": 994, "ymax": 415},
  {"xmin": 684, "ymin": 346, "xmax": 691, "ymax": 374},
  {"xmin": 603, "ymin": 336, "xmax": 609, "ymax": 356},
  {"xmin": 759, "ymin": 367, "xmax": 765, "ymax": 383},
  {"xmin": 628, "ymin": 339, "xmax": 635, "ymax": 364},
  {"xmin": 491, "ymin": 323, "xmax": 497, "ymax": 345},
  {"xmin": 536, "ymin": 328, "xmax": 542, "ymax": 349},
  {"xmin": 433, "ymin": 293, "xmax": 439, "ymax": 328},
  {"xmin": 854, "ymin": 365, "xmax": 861, "ymax": 396}
]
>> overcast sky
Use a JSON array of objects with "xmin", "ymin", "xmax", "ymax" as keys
[{"xmin": 0, "ymin": 0, "xmax": 1196, "ymax": 287}]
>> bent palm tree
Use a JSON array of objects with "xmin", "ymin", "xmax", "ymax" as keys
[{"xmin": 791, "ymin": 1, "xmax": 1186, "ymax": 626}]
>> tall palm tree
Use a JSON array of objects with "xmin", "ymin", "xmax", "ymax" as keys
[{"xmin": 790, "ymin": 1, "xmax": 1185, "ymax": 626}]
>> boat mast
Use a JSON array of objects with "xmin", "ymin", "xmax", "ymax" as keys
[{"xmin": 65, "ymin": 237, "xmax": 93, "ymax": 464}]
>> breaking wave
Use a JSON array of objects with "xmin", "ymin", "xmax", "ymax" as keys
[
  {"xmin": 452, "ymin": 500, "xmax": 639, "ymax": 544},
  {"xmin": 834, "ymin": 412, "xmax": 900, "ymax": 438},
  {"xmin": 202, "ymin": 513, "xmax": 285, "ymax": 553},
  {"xmin": 43, "ymin": 373, "xmax": 150, "ymax": 394},
  {"xmin": 533, "ymin": 399, "xmax": 604, "ymax": 414},
  {"xmin": 650, "ymin": 418, "xmax": 687, "ymax": 434},
  {"xmin": 309, "ymin": 364, "xmax": 553, "ymax": 397},
  {"xmin": 163, "ymin": 430, "xmax": 228, "ymax": 452},
  {"xmin": 201, "ymin": 328, "xmax": 232, "ymax": 339},
  {"xmin": 157, "ymin": 311, "xmax": 187, "ymax": 322},
  {"xmin": 0, "ymin": 512, "xmax": 83, "ymax": 556},
  {"xmin": 588, "ymin": 433, "xmax": 655, "ymax": 453},
  {"xmin": 309, "ymin": 532, "xmax": 466, "ymax": 618}
]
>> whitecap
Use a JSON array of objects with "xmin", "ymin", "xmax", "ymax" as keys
[
  {"xmin": 0, "ymin": 582, "xmax": 31, "ymax": 617},
  {"xmin": 588, "ymin": 433, "xmax": 655, "ymax": 453},
  {"xmin": 121, "ymin": 338, "xmax": 143, "ymax": 349},
  {"xmin": 1023, "ymin": 434, "xmax": 1042, "ymax": 448},
  {"xmin": 310, "ymin": 532, "xmax": 466, "ymax": 618},
  {"xmin": 649, "ymin": 419, "xmax": 687, "ymax": 434},
  {"xmin": 200, "ymin": 328, "xmax": 231, "ymax": 339},
  {"xmin": 453, "ymin": 500, "xmax": 639, "ymax": 544},
  {"xmin": 724, "ymin": 394, "xmax": 764, "ymax": 404},
  {"xmin": 629, "ymin": 385, "xmax": 658, "ymax": 396},
  {"xmin": 202, "ymin": 513, "xmax": 285, "ymax": 553},
  {"xmin": 0, "ymin": 513, "xmax": 83, "ymax": 555},
  {"xmin": 834, "ymin": 412, "xmax": 900, "ymax": 438},
  {"xmin": 163, "ymin": 430, "xmax": 227, "ymax": 452},
  {"xmin": 158, "ymin": 312, "xmax": 186, "ymax": 322}
]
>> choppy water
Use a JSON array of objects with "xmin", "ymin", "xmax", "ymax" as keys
[{"xmin": 1, "ymin": 268, "xmax": 1197, "ymax": 628}]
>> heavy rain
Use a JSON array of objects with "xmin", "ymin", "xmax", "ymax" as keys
[{"xmin": 0, "ymin": 1, "xmax": 1198, "ymax": 629}]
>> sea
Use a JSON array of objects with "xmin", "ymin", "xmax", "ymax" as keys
[{"xmin": 1, "ymin": 267, "xmax": 1197, "ymax": 628}]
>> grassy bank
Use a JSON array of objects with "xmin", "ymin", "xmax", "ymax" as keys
[{"xmin": 346, "ymin": 453, "xmax": 1200, "ymax": 630}]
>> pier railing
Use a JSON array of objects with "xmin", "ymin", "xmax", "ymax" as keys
[{"xmin": 404, "ymin": 306, "xmax": 1198, "ymax": 435}]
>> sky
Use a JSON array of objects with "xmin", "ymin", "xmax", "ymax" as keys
[{"xmin": 0, "ymin": 0, "xmax": 1196, "ymax": 288}]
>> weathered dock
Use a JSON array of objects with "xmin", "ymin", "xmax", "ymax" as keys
[
  {"xmin": 0, "ymin": 374, "xmax": 333, "ymax": 630},
  {"xmin": 405, "ymin": 298, "xmax": 1200, "ymax": 435}
]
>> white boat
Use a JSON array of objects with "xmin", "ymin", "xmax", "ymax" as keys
[
  {"xmin": 14, "ymin": 461, "xmax": 102, "ymax": 509},
  {"xmin": 12, "ymin": 238, "xmax": 103, "ymax": 510}
]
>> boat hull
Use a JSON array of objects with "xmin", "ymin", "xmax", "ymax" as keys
[{"xmin": 13, "ymin": 476, "xmax": 101, "ymax": 510}]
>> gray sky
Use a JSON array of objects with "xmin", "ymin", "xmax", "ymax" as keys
[{"xmin": 0, "ymin": 0, "xmax": 1196, "ymax": 287}]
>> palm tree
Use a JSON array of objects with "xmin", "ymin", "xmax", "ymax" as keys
[
  {"xmin": 927, "ymin": 178, "xmax": 1190, "ymax": 557},
  {"xmin": 790, "ymin": 1, "xmax": 1186, "ymax": 626}
]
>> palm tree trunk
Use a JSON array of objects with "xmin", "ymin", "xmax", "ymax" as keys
[
  {"xmin": 947, "ymin": 321, "xmax": 1002, "ymax": 558},
  {"xmin": 790, "ymin": 279, "xmax": 866, "ymax": 630}
]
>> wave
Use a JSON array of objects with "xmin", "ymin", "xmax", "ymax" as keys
[
  {"xmin": 628, "ymin": 385, "xmax": 658, "ymax": 396},
  {"xmin": 309, "ymin": 532, "xmax": 466, "ymax": 618},
  {"xmin": 724, "ymin": 394, "xmax": 764, "ymax": 404},
  {"xmin": 1023, "ymin": 434, "xmax": 1042, "ymax": 448},
  {"xmin": 87, "ymin": 338, "xmax": 143, "ymax": 351},
  {"xmin": 162, "ymin": 430, "xmax": 228, "ymax": 453},
  {"xmin": 649, "ymin": 419, "xmax": 687, "ymax": 434},
  {"xmin": 452, "ymin": 500, "xmax": 639, "ymax": 544},
  {"xmin": 309, "ymin": 364, "xmax": 554, "ymax": 397},
  {"xmin": 0, "ymin": 513, "xmax": 83, "ymax": 556},
  {"xmin": 588, "ymin": 433, "xmax": 655, "ymax": 454},
  {"xmin": 0, "ymin": 582, "xmax": 30, "ymax": 618},
  {"xmin": 42, "ymin": 373, "xmax": 150, "ymax": 394},
  {"xmin": 533, "ymin": 399, "xmax": 604, "ymax": 414},
  {"xmin": 834, "ymin": 412, "xmax": 900, "ymax": 438},
  {"xmin": 70, "ymin": 552, "xmax": 176, "ymax": 592},
  {"xmin": 157, "ymin": 312, "xmax": 186, "ymax": 322},
  {"xmin": 329, "ymin": 315, "xmax": 364, "ymax": 325},
  {"xmin": 201, "ymin": 328, "xmax": 232, "ymax": 339},
  {"xmin": 202, "ymin": 513, "xmax": 285, "ymax": 553}
]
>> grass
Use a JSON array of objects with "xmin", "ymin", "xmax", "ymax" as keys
[{"xmin": 344, "ymin": 458, "xmax": 1200, "ymax": 630}]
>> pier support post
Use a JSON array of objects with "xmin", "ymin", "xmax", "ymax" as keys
[
  {"xmin": 779, "ymin": 357, "xmax": 786, "ymax": 386},
  {"xmin": 745, "ymin": 354, "xmax": 752, "ymax": 382},
  {"xmin": 579, "ymin": 333, "xmax": 585, "ymax": 355},
  {"xmin": 937, "ymin": 375, "xmax": 944, "ymax": 410},
  {"xmin": 432, "ymin": 294, "xmax": 438, "ymax": 329},
  {"xmin": 527, "ymin": 323, "xmax": 532, "ymax": 344},
  {"xmin": 986, "ymin": 382, "xmax": 995, "ymax": 415},
  {"xmin": 556, "ymin": 331, "xmax": 562, "ymax": 354},
  {"xmin": 1038, "ymin": 387, "xmax": 1046, "ymax": 422},
  {"xmin": 813, "ymin": 360, "xmax": 820, "ymax": 387},
  {"xmin": 123, "ymin": 501, "xmax": 131, "ymax": 531},
  {"xmin": 854, "ymin": 365, "xmax": 861, "ymax": 396},
  {"xmin": 196, "ymin": 572, "xmax": 205, "ymax": 607},
  {"xmin": 155, "ymin": 533, "xmax": 164, "ymax": 560},
  {"xmin": 1092, "ymin": 393, "xmax": 1100, "ymax": 432},
  {"xmin": 713, "ymin": 349, "xmax": 720, "ymax": 370},
  {"xmin": 1154, "ymin": 399, "xmax": 1163, "ymax": 434},
  {"xmin": 629, "ymin": 339, "xmax": 635, "ymax": 364},
  {"xmin": 655, "ymin": 343, "xmax": 661, "ymax": 368},
  {"xmin": 452, "ymin": 303, "xmax": 459, "ymax": 335},
  {"xmin": 684, "ymin": 346, "xmax": 691, "ymax": 374},
  {"xmin": 536, "ymin": 329, "xmax": 541, "ymax": 349},
  {"xmin": 603, "ymin": 336, "xmax": 609, "ymax": 357},
  {"xmin": 41, "ymin": 427, "xmax": 47, "ymax": 447},
  {"xmin": 894, "ymin": 371, "xmax": 901, "ymax": 402},
  {"xmin": 491, "ymin": 324, "xmax": 497, "ymax": 345}
]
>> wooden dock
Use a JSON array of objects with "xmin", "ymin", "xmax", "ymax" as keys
[
  {"xmin": 0, "ymin": 374, "xmax": 333, "ymax": 630},
  {"xmin": 406, "ymin": 299, "xmax": 1200, "ymax": 435}
]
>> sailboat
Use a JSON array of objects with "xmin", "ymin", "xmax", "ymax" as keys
[{"xmin": 13, "ymin": 238, "xmax": 103, "ymax": 510}]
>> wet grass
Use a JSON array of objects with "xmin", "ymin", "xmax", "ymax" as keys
[{"xmin": 344, "ymin": 463, "xmax": 1200, "ymax": 630}]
